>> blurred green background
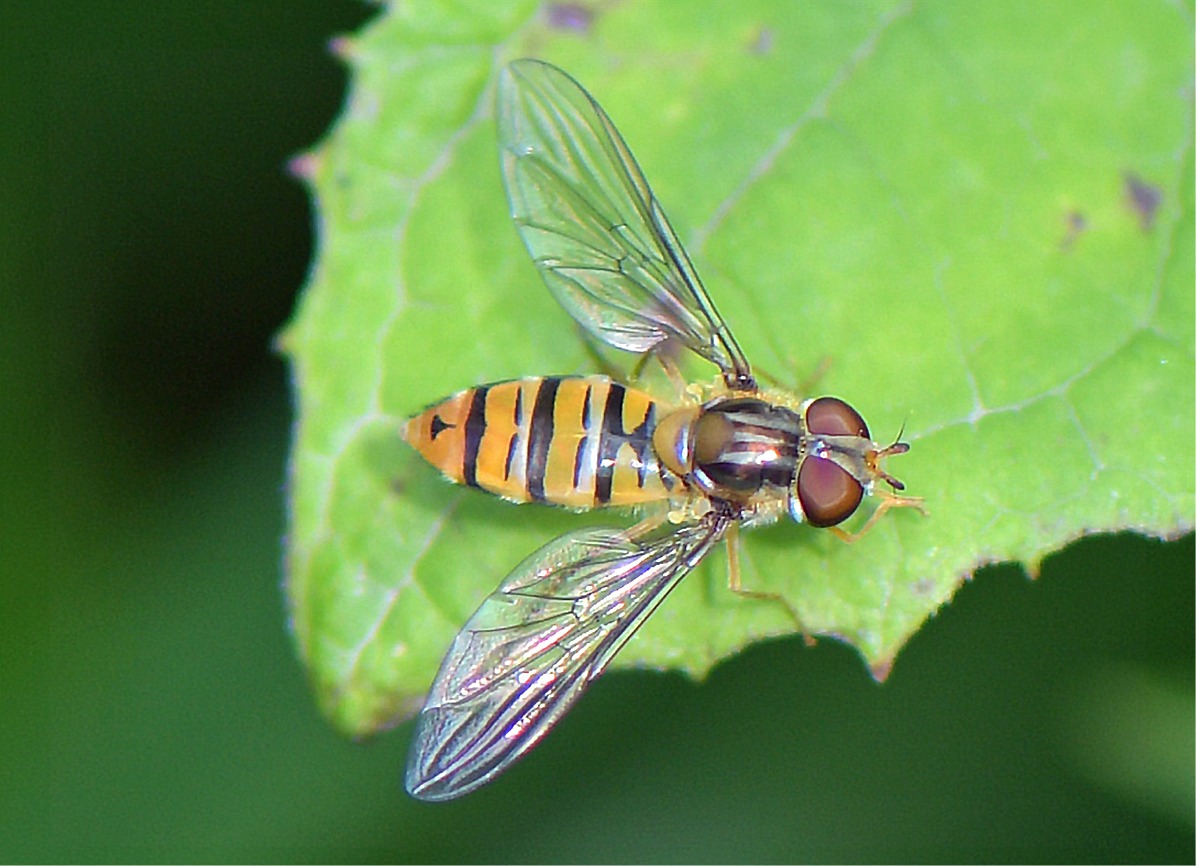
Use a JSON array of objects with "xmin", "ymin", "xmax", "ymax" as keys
[{"xmin": 1, "ymin": 3, "xmax": 1192, "ymax": 862}]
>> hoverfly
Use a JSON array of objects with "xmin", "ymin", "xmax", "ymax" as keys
[{"xmin": 402, "ymin": 59, "xmax": 922, "ymax": 801}]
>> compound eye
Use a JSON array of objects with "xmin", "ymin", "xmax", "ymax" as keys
[
  {"xmin": 797, "ymin": 456, "xmax": 864, "ymax": 527},
  {"xmin": 806, "ymin": 396, "xmax": 869, "ymax": 438}
]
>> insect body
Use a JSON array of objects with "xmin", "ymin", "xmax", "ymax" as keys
[{"xmin": 402, "ymin": 59, "xmax": 921, "ymax": 801}]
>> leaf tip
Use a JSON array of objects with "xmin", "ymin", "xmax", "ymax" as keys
[
  {"xmin": 870, "ymin": 656, "xmax": 895, "ymax": 683},
  {"xmin": 327, "ymin": 33, "xmax": 358, "ymax": 63},
  {"xmin": 288, "ymin": 151, "xmax": 321, "ymax": 183}
]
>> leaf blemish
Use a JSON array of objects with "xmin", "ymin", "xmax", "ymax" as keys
[
  {"xmin": 1123, "ymin": 172, "xmax": 1161, "ymax": 231},
  {"xmin": 546, "ymin": 3, "xmax": 594, "ymax": 34},
  {"xmin": 746, "ymin": 26, "xmax": 775, "ymax": 55},
  {"xmin": 1060, "ymin": 209, "xmax": 1087, "ymax": 251}
]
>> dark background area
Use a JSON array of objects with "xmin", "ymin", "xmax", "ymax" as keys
[{"xmin": 1, "ymin": 3, "xmax": 1192, "ymax": 862}]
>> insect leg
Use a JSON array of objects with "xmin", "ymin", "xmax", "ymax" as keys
[
  {"xmin": 793, "ymin": 355, "xmax": 834, "ymax": 397},
  {"xmin": 828, "ymin": 491, "xmax": 927, "ymax": 543},
  {"xmin": 723, "ymin": 521, "xmax": 807, "ymax": 636},
  {"xmin": 653, "ymin": 347, "xmax": 692, "ymax": 400},
  {"xmin": 624, "ymin": 509, "xmax": 670, "ymax": 539}
]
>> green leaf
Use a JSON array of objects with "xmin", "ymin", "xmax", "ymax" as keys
[{"xmin": 281, "ymin": 0, "xmax": 1194, "ymax": 735}]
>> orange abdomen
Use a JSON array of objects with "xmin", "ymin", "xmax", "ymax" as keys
[{"xmin": 404, "ymin": 375, "xmax": 683, "ymax": 508}]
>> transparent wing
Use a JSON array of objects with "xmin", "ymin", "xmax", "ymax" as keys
[
  {"xmin": 498, "ymin": 58, "xmax": 753, "ymax": 389},
  {"xmin": 405, "ymin": 513, "xmax": 729, "ymax": 801}
]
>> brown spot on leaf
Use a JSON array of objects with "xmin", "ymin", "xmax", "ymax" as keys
[
  {"xmin": 1059, "ymin": 209, "xmax": 1087, "ymax": 251},
  {"xmin": 747, "ymin": 25, "xmax": 775, "ymax": 55},
  {"xmin": 546, "ymin": 3, "xmax": 594, "ymax": 33},
  {"xmin": 1124, "ymin": 172, "xmax": 1161, "ymax": 231}
]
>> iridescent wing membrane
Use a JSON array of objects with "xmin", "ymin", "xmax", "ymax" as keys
[
  {"xmin": 406, "ymin": 514, "xmax": 730, "ymax": 801},
  {"xmin": 498, "ymin": 58, "xmax": 754, "ymax": 389}
]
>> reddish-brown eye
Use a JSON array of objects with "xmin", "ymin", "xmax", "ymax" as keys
[
  {"xmin": 806, "ymin": 397, "xmax": 869, "ymax": 438},
  {"xmin": 797, "ymin": 456, "xmax": 864, "ymax": 527}
]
